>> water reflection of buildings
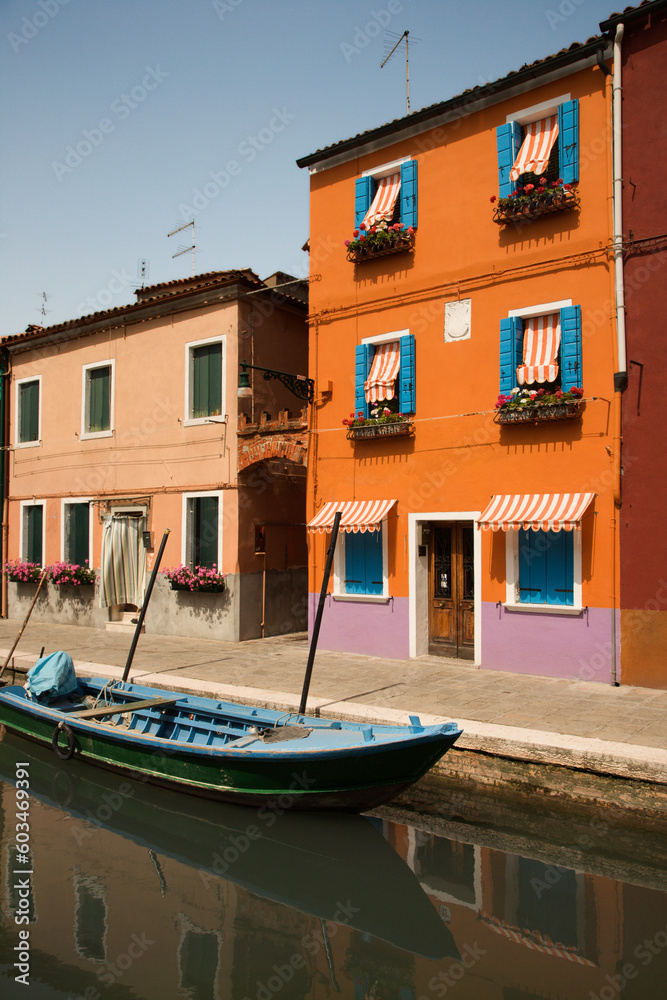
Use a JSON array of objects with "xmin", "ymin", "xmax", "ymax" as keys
[{"xmin": 1, "ymin": 733, "xmax": 666, "ymax": 1000}]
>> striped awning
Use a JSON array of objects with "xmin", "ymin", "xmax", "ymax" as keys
[
  {"xmin": 477, "ymin": 493, "xmax": 594, "ymax": 533},
  {"xmin": 510, "ymin": 115, "xmax": 559, "ymax": 181},
  {"xmin": 308, "ymin": 499, "xmax": 397, "ymax": 534},
  {"xmin": 517, "ymin": 313, "xmax": 561, "ymax": 385},
  {"xmin": 364, "ymin": 341, "xmax": 400, "ymax": 403},
  {"xmin": 479, "ymin": 914, "xmax": 596, "ymax": 967},
  {"xmin": 362, "ymin": 172, "xmax": 401, "ymax": 227}
]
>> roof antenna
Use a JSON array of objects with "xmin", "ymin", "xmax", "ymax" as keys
[
  {"xmin": 382, "ymin": 29, "xmax": 419, "ymax": 115},
  {"xmin": 137, "ymin": 258, "xmax": 150, "ymax": 289},
  {"xmin": 38, "ymin": 291, "xmax": 50, "ymax": 322},
  {"xmin": 168, "ymin": 220, "xmax": 197, "ymax": 277}
]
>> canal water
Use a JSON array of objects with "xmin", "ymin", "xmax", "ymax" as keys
[{"xmin": 1, "ymin": 729, "xmax": 666, "ymax": 1000}]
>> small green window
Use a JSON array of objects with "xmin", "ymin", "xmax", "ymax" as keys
[
  {"xmin": 186, "ymin": 495, "xmax": 219, "ymax": 569},
  {"xmin": 191, "ymin": 342, "xmax": 222, "ymax": 419},
  {"xmin": 18, "ymin": 380, "xmax": 39, "ymax": 443},
  {"xmin": 65, "ymin": 503, "xmax": 90, "ymax": 566},
  {"xmin": 85, "ymin": 365, "xmax": 111, "ymax": 433},
  {"xmin": 23, "ymin": 504, "xmax": 43, "ymax": 565}
]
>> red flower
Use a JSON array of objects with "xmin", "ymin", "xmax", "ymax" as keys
[
  {"xmin": 353, "ymin": 229, "xmax": 359, "ymax": 237},
  {"xmin": 342, "ymin": 418, "xmax": 350, "ymax": 426},
  {"xmin": 357, "ymin": 412, "xmax": 364, "ymax": 418},
  {"xmin": 556, "ymin": 178, "xmax": 564, "ymax": 186},
  {"xmin": 551, "ymin": 180, "xmax": 559, "ymax": 188},
  {"xmin": 563, "ymin": 183, "xmax": 571, "ymax": 190},
  {"xmin": 524, "ymin": 183, "xmax": 535, "ymax": 193},
  {"xmin": 359, "ymin": 222, "xmax": 367, "ymax": 231},
  {"xmin": 344, "ymin": 240, "xmax": 351, "ymax": 246},
  {"xmin": 554, "ymin": 390, "xmax": 564, "ymax": 399},
  {"xmin": 349, "ymin": 412, "xmax": 355, "ymax": 418},
  {"xmin": 370, "ymin": 226, "xmax": 377, "ymax": 234},
  {"xmin": 406, "ymin": 226, "xmax": 414, "ymax": 234},
  {"xmin": 490, "ymin": 195, "xmax": 497, "ymax": 203},
  {"xmin": 537, "ymin": 388, "xmax": 546, "ymax": 396},
  {"xmin": 359, "ymin": 234, "xmax": 366, "ymax": 241},
  {"xmin": 539, "ymin": 177, "xmax": 547, "ymax": 186}
]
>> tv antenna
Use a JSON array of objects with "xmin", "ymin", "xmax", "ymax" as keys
[
  {"xmin": 38, "ymin": 291, "xmax": 51, "ymax": 321},
  {"xmin": 381, "ymin": 30, "xmax": 420, "ymax": 115},
  {"xmin": 137, "ymin": 258, "xmax": 150, "ymax": 288},
  {"xmin": 168, "ymin": 220, "xmax": 197, "ymax": 276}
]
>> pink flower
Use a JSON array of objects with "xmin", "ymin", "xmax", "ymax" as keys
[
  {"xmin": 406, "ymin": 226, "xmax": 414, "ymax": 234},
  {"xmin": 524, "ymin": 183, "xmax": 535, "ymax": 193},
  {"xmin": 539, "ymin": 177, "xmax": 547, "ymax": 187},
  {"xmin": 344, "ymin": 240, "xmax": 350, "ymax": 247}
]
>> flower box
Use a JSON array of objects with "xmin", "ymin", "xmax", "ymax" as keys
[
  {"xmin": 163, "ymin": 564, "xmax": 227, "ymax": 593},
  {"xmin": 347, "ymin": 421, "xmax": 413, "ymax": 440},
  {"xmin": 494, "ymin": 401, "xmax": 582, "ymax": 425},
  {"xmin": 170, "ymin": 581, "xmax": 226, "ymax": 593},
  {"xmin": 346, "ymin": 235, "xmax": 415, "ymax": 263},
  {"xmin": 493, "ymin": 191, "xmax": 579, "ymax": 226}
]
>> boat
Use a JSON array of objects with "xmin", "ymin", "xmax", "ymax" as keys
[
  {"xmin": 0, "ymin": 672, "xmax": 461, "ymax": 811},
  {"xmin": 0, "ymin": 729, "xmax": 459, "ymax": 960}
]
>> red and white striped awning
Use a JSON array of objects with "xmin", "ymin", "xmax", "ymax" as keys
[
  {"xmin": 517, "ymin": 313, "xmax": 561, "ymax": 386},
  {"xmin": 308, "ymin": 499, "xmax": 397, "ymax": 534},
  {"xmin": 477, "ymin": 493, "xmax": 594, "ymax": 533},
  {"xmin": 362, "ymin": 172, "xmax": 401, "ymax": 227},
  {"xmin": 365, "ymin": 341, "xmax": 400, "ymax": 403},
  {"xmin": 479, "ymin": 914, "xmax": 596, "ymax": 967},
  {"xmin": 510, "ymin": 115, "xmax": 559, "ymax": 181}
]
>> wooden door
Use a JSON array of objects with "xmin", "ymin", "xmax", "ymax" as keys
[{"xmin": 428, "ymin": 522, "xmax": 474, "ymax": 659}]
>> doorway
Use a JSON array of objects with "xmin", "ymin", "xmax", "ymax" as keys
[{"xmin": 428, "ymin": 521, "xmax": 474, "ymax": 659}]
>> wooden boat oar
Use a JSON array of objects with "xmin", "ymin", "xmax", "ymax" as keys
[
  {"xmin": 0, "ymin": 568, "xmax": 48, "ymax": 679},
  {"xmin": 121, "ymin": 529, "xmax": 170, "ymax": 683},
  {"xmin": 298, "ymin": 510, "xmax": 341, "ymax": 715}
]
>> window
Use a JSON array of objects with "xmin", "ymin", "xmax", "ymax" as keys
[
  {"xmin": 506, "ymin": 527, "xmax": 582, "ymax": 610},
  {"xmin": 74, "ymin": 874, "xmax": 107, "ymax": 963},
  {"xmin": 355, "ymin": 331, "xmax": 416, "ymax": 417},
  {"xmin": 185, "ymin": 337, "xmax": 225, "ymax": 423},
  {"xmin": 355, "ymin": 158, "xmax": 418, "ymax": 231},
  {"xmin": 332, "ymin": 522, "xmax": 389, "ymax": 600},
  {"xmin": 63, "ymin": 501, "xmax": 91, "ymax": 566},
  {"xmin": 499, "ymin": 302, "xmax": 582, "ymax": 394},
  {"xmin": 496, "ymin": 97, "xmax": 579, "ymax": 198},
  {"xmin": 82, "ymin": 361, "xmax": 113, "ymax": 438},
  {"xmin": 21, "ymin": 501, "xmax": 44, "ymax": 565},
  {"xmin": 16, "ymin": 376, "xmax": 41, "ymax": 446},
  {"xmin": 183, "ymin": 492, "xmax": 222, "ymax": 569}
]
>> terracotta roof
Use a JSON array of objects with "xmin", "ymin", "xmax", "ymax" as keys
[
  {"xmin": 297, "ymin": 34, "xmax": 609, "ymax": 169},
  {"xmin": 600, "ymin": 0, "xmax": 667, "ymax": 30},
  {"xmin": 0, "ymin": 268, "xmax": 292, "ymax": 348}
]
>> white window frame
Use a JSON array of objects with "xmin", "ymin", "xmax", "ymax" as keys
[
  {"xmin": 20, "ymin": 499, "xmax": 45, "ymax": 565},
  {"xmin": 506, "ymin": 93, "xmax": 571, "ymax": 126},
  {"xmin": 504, "ymin": 528, "xmax": 583, "ymax": 615},
  {"xmin": 508, "ymin": 299, "xmax": 572, "ymax": 320},
  {"xmin": 361, "ymin": 156, "xmax": 411, "ymax": 181},
  {"xmin": 81, "ymin": 360, "xmax": 114, "ymax": 440},
  {"xmin": 61, "ymin": 498, "xmax": 94, "ymax": 566},
  {"xmin": 15, "ymin": 374, "xmax": 42, "ymax": 449},
  {"xmin": 332, "ymin": 524, "xmax": 390, "ymax": 603},
  {"xmin": 184, "ymin": 335, "xmax": 226, "ymax": 427},
  {"xmin": 181, "ymin": 491, "xmax": 223, "ymax": 568}
]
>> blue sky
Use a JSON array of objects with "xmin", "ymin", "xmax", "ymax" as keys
[{"xmin": 0, "ymin": 0, "xmax": 619, "ymax": 337}]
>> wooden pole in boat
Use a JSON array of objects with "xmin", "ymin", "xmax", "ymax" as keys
[
  {"xmin": 298, "ymin": 510, "xmax": 341, "ymax": 716},
  {"xmin": 0, "ymin": 567, "xmax": 48, "ymax": 678},
  {"xmin": 121, "ymin": 529, "xmax": 170, "ymax": 683}
]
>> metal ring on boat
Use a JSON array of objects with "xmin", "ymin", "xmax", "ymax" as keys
[{"xmin": 52, "ymin": 722, "xmax": 76, "ymax": 761}]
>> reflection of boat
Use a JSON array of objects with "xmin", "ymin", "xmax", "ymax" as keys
[
  {"xmin": 0, "ymin": 729, "xmax": 458, "ymax": 960},
  {"xmin": 0, "ymin": 675, "xmax": 461, "ymax": 811}
]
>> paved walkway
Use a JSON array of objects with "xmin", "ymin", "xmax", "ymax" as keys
[{"xmin": 1, "ymin": 619, "xmax": 666, "ymax": 784}]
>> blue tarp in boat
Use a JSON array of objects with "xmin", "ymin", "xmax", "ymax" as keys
[{"xmin": 26, "ymin": 651, "xmax": 77, "ymax": 702}]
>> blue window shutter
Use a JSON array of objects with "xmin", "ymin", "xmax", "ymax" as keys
[
  {"xmin": 545, "ymin": 530, "xmax": 574, "ymax": 606},
  {"xmin": 519, "ymin": 530, "xmax": 546, "ymax": 604},
  {"xmin": 354, "ymin": 343, "xmax": 373, "ymax": 417},
  {"xmin": 520, "ymin": 529, "xmax": 574, "ymax": 606},
  {"xmin": 365, "ymin": 528, "xmax": 383, "ymax": 595},
  {"xmin": 499, "ymin": 317, "xmax": 523, "ymax": 394},
  {"xmin": 558, "ymin": 100, "xmax": 579, "ymax": 184},
  {"xmin": 398, "ymin": 334, "xmax": 416, "ymax": 414},
  {"xmin": 496, "ymin": 122, "xmax": 522, "ymax": 198},
  {"xmin": 355, "ymin": 176, "xmax": 375, "ymax": 230},
  {"xmin": 345, "ymin": 533, "xmax": 363, "ymax": 594},
  {"xmin": 560, "ymin": 305, "xmax": 582, "ymax": 391},
  {"xmin": 400, "ymin": 160, "xmax": 418, "ymax": 229}
]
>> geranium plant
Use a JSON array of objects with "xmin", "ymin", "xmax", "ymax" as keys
[
  {"xmin": 496, "ymin": 386, "xmax": 584, "ymax": 410},
  {"xmin": 342, "ymin": 406, "xmax": 409, "ymax": 428},
  {"xmin": 494, "ymin": 177, "xmax": 574, "ymax": 212},
  {"xmin": 345, "ymin": 219, "xmax": 414, "ymax": 253},
  {"xmin": 48, "ymin": 561, "xmax": 96, "ymax": 585},
  {"xmin": 4, "ymin": 561, "xmax": 43, "ymax": 583},
  {"xmin": 161, "ymin": 564, "xmax": 226, "ymax": 592}
]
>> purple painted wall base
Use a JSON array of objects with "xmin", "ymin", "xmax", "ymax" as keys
[
  {"xmin": 308, "ymin": 593, "xmax": 410, "ymax": 661},
  {"xmin": 480, "ymin": 602, "xmax": 617, "ymax": 683}
]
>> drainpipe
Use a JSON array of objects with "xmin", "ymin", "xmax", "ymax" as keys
[
  {"xmin": 0, "ymin": 349, "xmax": 9, "ymax": 619},
  {"xmin": 610, "ymin": 23, "xmax": 626, "ymax": 686}
]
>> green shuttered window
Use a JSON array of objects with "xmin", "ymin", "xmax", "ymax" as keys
[
  {"xmin": 186, "ymin": 495, "xmax": 219, "ymax": 569},
  {"xmin": 85, "ymin": 365, "xmax": 111, "ymax": 434},
  {"xmin": 65, "ymin": 503, "xmax": 90, "ymax": 566},
  {"xmin": 18, "ymin": 380, "xmax": 39, "ymax": 444},
  {"xmin": 191, "ymin": 342, "xmax": 222, "ymax": 419},
  {"xmin": 23, "ymin": 504, "xmax": 43, "ymax": 565}
]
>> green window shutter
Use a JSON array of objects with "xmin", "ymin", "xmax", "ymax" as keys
[
  {"xmin": 188, "ymin": 496, "xmax": 219, "ymax": 569},
  {"xmin": 19, "ymin": 380, "xmax": 39, "ymax": 443},
  {"xmin": 192, "ymin": 343, "xmax": 222, "ymax": 418},
  {"xmin": 88, "ymin": 366, "xmax": 110, "ymax": 432},
  {"xmin": 25, "ymin": 505, "xmax": 43, "ymax": 565},
  {"xmin": 66, "ymin": 503, "xmax": 90, "ymax": 565}
]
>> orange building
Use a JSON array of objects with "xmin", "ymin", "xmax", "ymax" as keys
[
  {"xmin": 0, "ymin": 270, "xmax": 309, "ymax": 641},
  {"xmin": 298, "ymin": 36, "xmax": 625, "ymax": 683}
]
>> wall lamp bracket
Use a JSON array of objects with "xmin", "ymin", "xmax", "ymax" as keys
[{"xmin": 237, "ymin": 360, "xmax": 315, "ymax": 404}]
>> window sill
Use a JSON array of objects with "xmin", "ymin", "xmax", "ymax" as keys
[
  {"xmin": 183, "ymin": 417, "xmax": 222, "ymax": 427},
  {"xmin": 80, "ymin": 430, "xmax": 113, "ymax": 441},
  {"xmin": 503, "ymin": 602, "xmax": 583, "ymax": 616},
  {"xmin": 15, "ymin": 440, "xmax": 41, "ymax": 449},
  {"xmin": 346, "ymin": 233, "xmax": 414, "ymax": 263},
  {"xmin": 333, "ymin": 594, "xmax": 391, "ymax": 604}
]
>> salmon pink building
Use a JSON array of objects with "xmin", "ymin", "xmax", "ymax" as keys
[
  {"xmin": 0, "ymin": 269, "xmax": 309, "ymax": 641},
  {"xmin": 298, "ymin": 34, "xmax": 626, "ymax": 683}
]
